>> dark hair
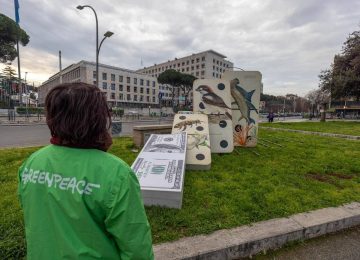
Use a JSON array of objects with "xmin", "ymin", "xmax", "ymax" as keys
[{"xmin": 45, "ymin": 82, "xmax": 112, "ymax": 151}]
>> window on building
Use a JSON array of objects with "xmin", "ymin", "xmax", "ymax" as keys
[
  {"xmin": 127, "ymin": 86, "xmax": 131, "ymax": 92},
  {"xmin": 134, "ymin": 95, "xmax": 137, "ymax": 101},
  {"xmin": 134, "ymin": 78, "xmax": 137, "ymax": 84},
  {"xmin": 140, "ymin": 95, "xmax": 143, "ymax": 102},
  {"xmin": 177, "ymin": 63, "xmax": 180, "ymax": 67},
  {"xmin": 93, "ymin": 81, "xmax": 96, "ymax": 85},
  {"xmin": 213, "ymin": 72, "xmax": 215, "ymax": 77},
  {"xmin": 152, "ymin": 81, "xmax": 155, "ymax": 87},
  {"xmin": 220, "ymin": 62, "xmax": 222, "ymax": 66},
  {"xmin": 196, "ymin": 58, "xmax": 200, "ymax": 63},
  {"xmin": 152, "ymin": 89, "xmax": 156, "ymax": 95},
  {"xmin": 140, "ymin": 87, "xmax": 144, "ymax": 93},
  {"xmin": 102, "ymin": 82, "xmax": 107, "ymax": 89},
  {"xmin": 213, "ymin": 59, "xmax": 215, "ymax": 63},
  {"xmin": 147, "ymin": 96, "xmax": 150, "ymax": 102},
  {"xmin": 140, "ymin": 79, "xmax": 144, "ymax": 85},
  {"xmin": 186, "ymin": 67, "xmax": 189, "ymax": 71},
  {"xmin": 93, "ymin": 71, "xmax": 96, "ymax": 79},
  {"xmin": 146, "ymin": 88, "xmax": 150, "ymax": 94},
  {"xmin": 111, "ymin": 83, "xmax": 115, "ymax": 90},
  {"xmin": 217, "ymin": 60, "xmax": 219, "ymax": 64},
  {"xmin": 102, "ymin": 73, "xmax": 107, "ymax": 80},
  {"xmin": 182, "ymin": 68, "xmax": 185, "ymax": 72},
  {"xmin": 152, "ymin": 96, "xmax": 155, "ymax": 103},
  {"xmin": 119, "ymin": 84, "xmax": 123, "ymax": 91},
  {"xmin": 201, "ymin": 71, "xmax": 205, "ymax": 75},
  {"xmin": 111, "ymin": 93, "xmax": 115, "ymax": 99},
  {"xmin": 196, "ymin": 71, "xmax": 199, "ymax": 76},
  {"xmin": 182, "ymin": 62, "xmax": 185, "ymax": 66},
  {"xmin": 216, "ymin": 67, "xmax": 219, "ymax": 71},
  {"xmin": 127, "ymin": 94, "xmax": 131, "ymax": 101},
  {"xmin": 111, "ymin": 74, "xmax": 115, "ymax": 81},
  {"xmin": 219, "ymin": 68, "xmax": 222, "ymax": 73},
  {"xmin": 119, "ymin": 93, "xmax": 123, "ymax": 100},
  {"xmin": 134, "ymin": 86, "xmax": 137, "ymax": 92},
  {"xmin": 126, "ymin": 77, "xmax": 130, "ymax": 83},
  {"xmin": 191, "ymin": 66, "xmax": 194, "ymax": 70},
  {"xmin": 146, "ymin": 80, "xmax": 150, "ymax": 86},
  {"xmin": 201, "ymin": 63, "xmax": 205, "ymax": 68},
  {"xmin": 191, "ymin": 59, "xmax": 194, "ymax": 64},
  {"xmin": 202, "ymin": 56, "xmax": 205, "ymax": 61},
  {"xmin": 213, "ymin": 65, "xmax": 215, "ymax": 70},
  {"xmin": 119, "ymin": 75, "xmax": 123, "ymax": 82},
  {"xmin": 196, "ymin": 65, "xmax": 199, "ymax": 69}
]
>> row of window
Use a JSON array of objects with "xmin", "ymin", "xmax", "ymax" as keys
[
  {"xmin": 144, "ymin": 56, "xmax": 206, "ymax": 74},
  {"xmin": 100, "ymin": 82, "xmax": 156, "ymax": 94},
  {"xmin": 93, "ymin": 71, "xmax": 156, "ymax": 87},
  {"xmin": 143, "ymin": 57, "xmax": 230, "ymax": 74},
  {"xmin": 109, "ymin": 93, "xmax": 156, "ymax": 102}
]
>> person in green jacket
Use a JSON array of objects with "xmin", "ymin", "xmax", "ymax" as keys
[{"xmin": 18, "ymin": 82, "xmax": 154, "ymax": 259}]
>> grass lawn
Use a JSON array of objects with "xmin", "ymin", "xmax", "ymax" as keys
[
  {"xmin": 1, "ymin": 130, "xmax": 360, "ymax": 258},
  {"xmin": 260, "ymin": 121, "xmax": 360, "ymax": 136}
]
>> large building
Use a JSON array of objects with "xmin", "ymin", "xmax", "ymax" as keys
[
  {"xmin": 38, "ymin": 61, "xmax": 159, "ymax": 109},
  {"xmin": 137, "ymin": 50, "xmax": 233, "ymax": 79},
  {"xmin": 136, "ymin": 50, "xmax": 234, "ymax": 104},
  {"xmin": 39, "ymin": 50, "xmax": 235, "ymax": 110}
]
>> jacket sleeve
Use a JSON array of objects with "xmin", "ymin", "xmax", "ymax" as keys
[{"xmin": 104, "ymin": 168, "xmax": 154, "ymax": 260}]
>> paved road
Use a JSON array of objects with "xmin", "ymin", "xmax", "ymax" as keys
[
  {"xmin": 0, "ymin": 119, "xmax": 173, "ymax": 148},
  {"xmin": 255, "ymin": 226, "xmax": 360, "ymax": 260}
]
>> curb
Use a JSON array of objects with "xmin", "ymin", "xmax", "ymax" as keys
[
  {"xmin": 260, "ymin": 127, "xmax": 360, "ymax": 140},
  {"xmin": 154, "ymin": 202, "xmax": 360, "ymax": 259}
]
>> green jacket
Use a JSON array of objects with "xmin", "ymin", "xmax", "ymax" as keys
[{"xmin": 18, "ymin": 145, "xmax": 154, "ymax": 260}]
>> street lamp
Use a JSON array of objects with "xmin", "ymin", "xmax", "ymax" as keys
[{"xmin": 76, "ymin": 5, "xmax": 114, "ymax": 88}]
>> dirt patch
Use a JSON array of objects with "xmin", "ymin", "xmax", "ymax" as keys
[
  {"xmin": 305, "ymin": 172, "xmax": 354, "ymax": 189},
  {"xmin": 326, "ymin": 173, "xmax": 354, "ymax": 179}
]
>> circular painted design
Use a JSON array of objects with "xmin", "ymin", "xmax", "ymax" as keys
[
  {"xmin": 235, "ymin": 124, "xmax": 242, "ymax": 132},
  {"xmin": 196, "ymin": 154, "xmax": 205, "ymax": 160},
  {"xmin": 199, "ymin": 102, "xmax": 205, "ymax": 109},
  {"xmin": 219, "ymin": 120, "xmax": 227, "ymax": 128},
  {"xmin": 220, "ymin": 140, "xmax": 228, "ymax": 148},
  {"xmin": 179, "ymin": 116, "xmax": 186, "ymax": 120},
  {"xmin": 196, "ymin": 126, "xmax": 204, "ymax": 131},
  {"xmin": 217, "ymin": 83, "xmax": 225, "ymax": 90}
]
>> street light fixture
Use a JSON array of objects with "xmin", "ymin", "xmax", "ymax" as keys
[{"xmin": 76, "ymin": 5, "xmax": 114, "ymax": 88}]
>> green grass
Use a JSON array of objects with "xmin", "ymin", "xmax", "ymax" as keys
[
  {"xmin": 260, "ymin": 121, "xmax": 360, "ymax": 136},
  {"xmin": 1, "ymin": 130, "xmax": 360, "ymax": 258}
]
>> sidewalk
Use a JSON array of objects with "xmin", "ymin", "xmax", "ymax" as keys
[{"xmin": 154, "ymin": 202, "xmax": 360, "ymax": 259}]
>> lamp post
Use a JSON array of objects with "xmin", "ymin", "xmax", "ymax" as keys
[
  {"xmin": 76, "ymin": 5, "xmax": 114, "ymax": 88},
  {"xmin": 25, "ymin": 72, "xmax": 28, "ymax": 119}
]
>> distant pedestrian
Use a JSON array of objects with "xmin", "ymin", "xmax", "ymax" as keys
[
  {"xmin": 267, "ymin": 112, "xmax": 275, "ymax": 123},
  {"xmin": 18, "ymin": 82, "xmax": 154, "ymax": 260}
]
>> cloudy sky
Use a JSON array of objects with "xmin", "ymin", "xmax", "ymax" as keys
[{"xmin": 1, "ymin": 0, "xmax": 359, "ymax": 96}]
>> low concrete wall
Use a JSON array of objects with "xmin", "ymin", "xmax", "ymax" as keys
[
  {"xmin": 154, "ymin": 202, "xmax": 360, "ymax": 259},
  {"xmin": 133, "ymin": 124, "xmax": 173, "ymax": 147}
]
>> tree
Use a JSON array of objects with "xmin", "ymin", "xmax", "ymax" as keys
[
  {"xmin": 319, "ymin": 29, "xmax": 360, "ymax": 101},
  {"xmin": 158, "ymin": 69, "xmax": 197, "ymax": 111},
  {"xmin": 179, "ymin": 73, "xmax": 196, "ymax": 107},
  {"xmin": 2, "ymin": 66, "xmax": 17, "ymax": 80},
  {"xmin": 0, "ymin": 14, "xmax": 30, "ymax": 63},
  {"xmin": 306, "ymin": 89, "xmax": 330, "ymax": 121}
]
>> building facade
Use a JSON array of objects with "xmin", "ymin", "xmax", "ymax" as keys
[
  {"xmin": 137, "ymin": 50, "xmax": 234, "ymax": 105},
  {"xmin": 38, "ymin": 61, "xmax": 159, "ymax": 109}
]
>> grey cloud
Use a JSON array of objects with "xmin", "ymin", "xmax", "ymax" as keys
[{"xmin": 1, "ymin": 0, "xmax": 359, "ymax": 95}]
